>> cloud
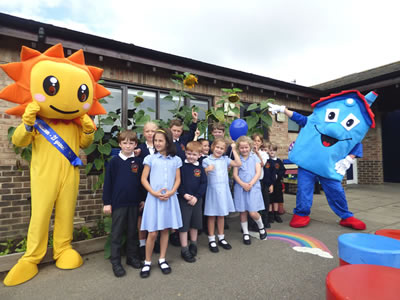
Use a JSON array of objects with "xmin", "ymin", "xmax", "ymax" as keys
[{"xmin": 2, "ymin": 0, "xmax": 400, "ymax": 86}]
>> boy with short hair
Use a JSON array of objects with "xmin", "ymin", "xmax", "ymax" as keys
[
  {"xmin": 178, "ymin": 141, "xmax": 207, "ymax": 262},
  {"xmin": 210, "ymin": 122, "xmax": 233, "ymax": 158},
  {"xmin": 103, "ymin": 130, "xmax": 144, "ymax": 277},
  {"xmin": 170, "ymin": 109, "xmax": 198, "ymax": 161},
  {"xmin": 268, "ymin": 144, "xmax": 286, "ymax": 223},
  {"xmin": 197, "ymin": 138, "xmax": 209, "ymax": 165}
]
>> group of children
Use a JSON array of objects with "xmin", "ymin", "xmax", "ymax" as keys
[{"xmin": 102, "ymin": 114, "xmax": 286, "ymax": 279}]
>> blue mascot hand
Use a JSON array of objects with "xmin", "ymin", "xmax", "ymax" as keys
[{"xmin": 229, "ymin": 119, "xmax": 248, "ymax": 141}]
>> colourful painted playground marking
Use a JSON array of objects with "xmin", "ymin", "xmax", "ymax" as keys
[{"xmin": 249, "ymin": 229, "xmax": 333, "ymax": 258}]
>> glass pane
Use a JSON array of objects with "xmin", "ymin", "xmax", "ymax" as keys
[
  {"xmin": 96, "ymin": 86, "xmax": 122, "ymax": 134},
  {"xmin": 189, "ymin": 99, "xmax": 208, "ymax": 120},
  {"xmin": 127, "ymin": 88, "xmax": 156, "ymax": 122},
  {"xmin": 288, "ymin": 118, "xmax": 300, "ymax": 132},
  {"xmin": 160, "ymin": 92, "xmax": 180, "ymax": 122}
]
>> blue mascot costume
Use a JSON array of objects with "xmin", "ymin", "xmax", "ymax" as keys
[{"xmin": 268, "ymin": 90, "xmax": 378, "ymax": 230}]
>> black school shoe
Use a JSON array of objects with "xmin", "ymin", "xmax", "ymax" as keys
[
  {"xmin": 158, "ymin": 260, "xmax": 172, "ymax": 274},
  {"xmin": 268, "ymin": 212, "xmax": 275, "ymax": 223},
  {"xmin": 112, "ymin": 263, "xmax": 126, "ymax": 277},
  {"xmin": 140, "ymin": 264, "xmax": 151, "ymax": 279},
  {"xmin": 169, "ymin": 231, "xmax": 181, "ymax": 247},
  {"xmin": 274, "ymin": 212, "xmax": 283, "ymax": 223},
  {"xmin": 259, "ymin": 228, "xmax": 268, "ymax": 240},
  {"xmin": 243, "ymin": 234, "xmax": 251, "ymax": 245},
  {"xmin": 218, "ymin": 239, "xmax": 232, "ymax": 250},
  {"xmin": 181, "ymin": 249, "xmax": 196, "ymax": 263},
  {"xmin": 126, "ymin": 257, "xmax": 142, "ymax": 269},
  {"xmin": 189, "ymin": 243, "xmax": 197, "ymax": 257},
  {"xmin": 208, "ymin": 241, "xmax": 219, "ymax": 253}
]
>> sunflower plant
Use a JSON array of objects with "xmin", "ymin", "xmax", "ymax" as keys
[{"xmin": 162, "ymin": 72, "xmax": 199, "ymax": 130}]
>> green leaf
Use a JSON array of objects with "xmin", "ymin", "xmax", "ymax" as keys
[
  {"xmin": 108, "ymin": 139, "xmax": 119, "ymax": 147},
  {"xmin": 247, "ymin": 103, "xmax": 259, "ymax": 111},
  {"xmin": 85, "ymin": 162, "xmax": 93, "ymax": 174},
  {"xmin": 137, "ymin": 91, "xmax": 144, "ymax": 96},
  {"xmin": 7, "ymin": 127, "xmax": 16, "ymax": 142},
  {"xmin": 172, "ymin": 73, "xmax": 184, "ymax": 79},
  {"xmin": 260, "ymin": 113, "xmax": 273, "ymax": 126},
  {"xmin": 216, "ymin": 99, "xmax": 225, "ymax": 105},
  {"xmin": 98, "ymin": 143, "xmax": 112, "ymax": 155},
  {"xmin": 232, "ymin": 88, "xmax": 243, "ymax": 93},
  {"xmin": 147, "ymin": 107, "xmax": 155, "ymax": 112},
  {"xmin": 108, "ymin": 112, "xmax": 120, "ymax": 119},
  {"xmin": 104, "ymin": 235, "xmax": 111, "ymax": 259},
  {"xmin": 231, "ymin": 107, "xmax": 240, "ymax": 115},
  {"xmin": 101, "ymin": 117, "xmax": 115, "ymax": 125},
  {"xmin": 170, "ymin": 79, "xmax": 182, "ymax": 85},
  {"xmin": 246, "ymin": 115, "xmax": 259, "ymax": 129},
  {"xmin": 162, "ymin": 95, "xmax": 174, "ymax": 102},
  {"xmin": 21, "ymin": 147, "xmax": 32, "ymax": 162},
  {"xmin": 221, "ymin": 88, "xmax": 232, "ymax": 93},
  {"xmin": 183, "ymin": 72, "xmax": 190, "ymax": 77},
  {"xmin": 83, "ymin": 143, "xmax": 97, "ymax": 155},
  {"xmin": 94, "ymin": 128, "xmax": 104, "ymax": 142},
  {"xmin": 94, "ymin": 158, "xmax": 104, "ymax": 171},
  {"xmin": 215, "ymin": 110, "xmax": 225, "ymax": 122},
  {"xmin": 260, "ymin": 100, "xmax": 270, "ymax": 110}
]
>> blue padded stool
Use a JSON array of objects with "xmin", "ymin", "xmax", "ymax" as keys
[{"xmin": 338, "ymin": 233, "xmax": 400, "ymax": 268}]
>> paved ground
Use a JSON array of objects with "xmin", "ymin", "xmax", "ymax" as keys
[{"xmin": 0, "ymin": 183, "xmax": 399, "ymax": 299}]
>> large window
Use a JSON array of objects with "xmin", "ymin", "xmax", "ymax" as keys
[
  {"xmin": 102, "ymin": 82, "xmax": 211, "ymax": 133},
  {"xmin": 96, "ymin": 87, "xmax": 122, "ymax": 133},
  {"xmin": 128, "ymin": 88, "xmax": 156, "ymax": 121}
]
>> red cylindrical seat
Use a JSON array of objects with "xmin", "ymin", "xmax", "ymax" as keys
[
  {"xmin": 326, "ymin": 264, "xmax": 400, "ymax": 300},
  {"xmin": 375, "ymin": 229, "xmax": 400, "ymax": 241}
]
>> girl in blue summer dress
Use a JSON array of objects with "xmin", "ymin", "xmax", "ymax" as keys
[
  {"xmin": 202, "ymin": 137, "xmax": 241, "ymax": 253},
  {"xmin": 140, "ymin": 129, "xmax": 182, "ymax": 278},
  {"xmin": 233, "ymin": 136, "xmax": 268, "ymax": 246}
]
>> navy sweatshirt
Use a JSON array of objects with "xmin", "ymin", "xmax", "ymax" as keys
[
  {"xmin": 270, "ymin": 158, "xmax": 286, "ymax": 182},
  {"xmin": 174, "ymin": 122, "xmax": 197, "ymax": 161},
  {"xmin": 102, "ymin": 155, "xmax": 145, "ymax": 209},
  {"xmin": 137, "ymin": 143, "xmax": 152, "ymax": 159},
  {"xmin": 262, "ymin": 159, "xmax": 277, "ymax": 187},
  {"xmin": 178, "ymin": 162, "xmax": 207, "ymax": 200}
]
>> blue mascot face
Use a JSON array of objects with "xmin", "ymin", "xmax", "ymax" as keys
[{"xmin": 289, "ymin": 91, "xmax": 376, "ymax": 181}]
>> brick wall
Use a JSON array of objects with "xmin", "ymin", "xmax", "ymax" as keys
[
  {"xmin": 357, "ymin": 112, "xmax": 384, "ymax": 184},
  {"xmin": 0, "ymin": 165, "xmax": 103, "ymax": 240}
]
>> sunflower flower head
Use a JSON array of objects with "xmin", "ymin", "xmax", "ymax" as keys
[
  {"xmin": 134, "ymin": 96, "xmax": 144, "ymax": 103},
  {"xmin": 228, "ymin": 93, "xmax": 240, "ymax": 103},
  {"xmin": 183, "ymin": 74, "xmax": 198, "ymax": 89}
]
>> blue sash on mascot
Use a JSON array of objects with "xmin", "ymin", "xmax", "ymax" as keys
[{"xmin": 34, "ymin": 117, "xmax": 83, "ymax": 166}]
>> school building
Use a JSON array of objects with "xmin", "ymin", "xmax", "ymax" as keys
[{"xmin": 0, "ymin": 13, "xmax": 398, "ymax": 240}]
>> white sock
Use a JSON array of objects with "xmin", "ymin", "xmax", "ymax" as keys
[
  {"xmin": 142, "ymin": 260, "xmax": 151, "ymax": 271},
  {"xmin": 158, "ymin": 258, "xmax": 169, "ymax": 269},
  {"xmin": 208, "ymin": 235, "xmax": 216, "ymax": 242},
  {"xmin": 255, "ymin": 217, "xmax": 266, "ymax": 234},
  {"xmin": 218, "ymin": 234, "xmax": 228, "ymax": 244},
  {"xmin": 139, "ymin": 239, "xmax": 146, "ymax": 247},
  {"xmin": 241, "ymin": 222, "xmax": 249, "ymax": 235}
]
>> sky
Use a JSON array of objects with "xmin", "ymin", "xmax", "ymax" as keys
[{"xmin": 1, "ymin": 0, "xmax": 400, "ymax": 87}]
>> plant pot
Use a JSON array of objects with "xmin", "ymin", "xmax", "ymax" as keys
[{"xmin": 0, "ymin": 236, "xmax": 107, "ymax": 273}]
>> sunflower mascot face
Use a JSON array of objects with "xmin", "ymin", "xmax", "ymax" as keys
[{"xmin": 0, "ymin": 44, "xmax": 110, "ymax": 286}]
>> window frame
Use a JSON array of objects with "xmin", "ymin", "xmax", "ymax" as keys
[{"xmin": 102, "ymin": 80, "xmax": 212, "ymax": 129}]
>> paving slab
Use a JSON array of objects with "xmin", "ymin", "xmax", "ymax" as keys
[{"xmin": 0, "ymin": 183, "xmax": 398, "ymax": 299}]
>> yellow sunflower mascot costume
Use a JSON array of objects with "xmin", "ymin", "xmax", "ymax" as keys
[{"xmin": 0, "ymin": 44, "xmax": 110, "ymax": 286}]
